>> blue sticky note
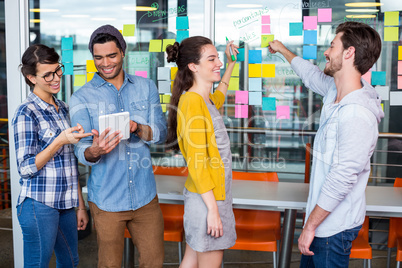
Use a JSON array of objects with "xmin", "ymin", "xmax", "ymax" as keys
[
  {"xmin": 177, "ymin": 30, "xmax": 189, "ymax": 43},
  {"xmin": 289, "ymin": 23, "xmax": 303, "ymax": 36},
  {"xmin": 303, "ymin": 30, "xmax": 317, "ymax": 45},
  {"xmin": 237, "ymin": 48, "xmax": 245, "ymax": 62},
  {"xmin": 371, "ymin": 71, "xmax": 386, "ymax": 86},
  {"xmin": 62, "ymin": 50, "xmax": 73, "ymax": 63},
  {"xmin": 176, "ymin": 16, "xmax": 189, "ymax": 30},
  {"xmin": 64, "ymin": 62, "xmax": 73, "ymax": 75},
  {"xmin": 249, "ymin": 50, "xmax": 262, "ymax": 64},
  {"xmin": 249, "ymin": 92, "xmax": 262, "ymax": 105},
  {"xmin": 61, "ymin": 37, "xmax": 73, "ymax": 50},
  {"xmin": 303, "ymin": 45, "xmax": 317, "ymax": 60},
  {"xmin": 262, "ymin": 97, "xmax": 276, "ymax": 111},
  {"xmin": 248, "ymin": 78, "xmax": 262, "ymax": 91}
]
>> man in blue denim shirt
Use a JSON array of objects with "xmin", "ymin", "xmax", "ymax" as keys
[{"xmin": 70, "ymin": 25, "xmax": 167, "ymax": 267}]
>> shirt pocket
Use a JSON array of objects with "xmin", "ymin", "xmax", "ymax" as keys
[
  {"xmin": 130, "ymin": 100, "xmax": 149, "ymax": 123},
  {"xmin": 38, "ymin": 127, "xmax": 63, "ymax": 156}
]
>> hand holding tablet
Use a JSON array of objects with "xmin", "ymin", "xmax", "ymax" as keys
[{"xmin": 99, "ymin": 112, "xmax": 130, "ymax": 140}]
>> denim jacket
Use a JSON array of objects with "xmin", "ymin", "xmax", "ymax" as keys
[{"xmin": 69, "ymin": 72, "xmax": 167, "ymax": 211}]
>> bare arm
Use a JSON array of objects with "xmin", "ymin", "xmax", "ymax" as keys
[
  {"xmin": 217, "ymin": 40, "xmax": 239, "ymax": 97},
  {"xmin": 76, "ymin": 181, "xmax": 89, "ymax": 230},
  {"xmin": 201, "ymin": 190, "xmax": 223, "ymax": 238},
  {"xmin": 268, "ymin": 40, "xmax": 297, "ymax": 64}
]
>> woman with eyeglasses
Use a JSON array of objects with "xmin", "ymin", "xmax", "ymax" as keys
[{"xmin": 12, "ymin": 44, "xmax": 92, "ymax": 267}]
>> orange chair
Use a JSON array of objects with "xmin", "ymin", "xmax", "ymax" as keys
[
  {"xmin": 387, "ymin": 178, "xmax": 402, "ymax": 268},
  {"xmin": 229, "ymin": 171, "xmax": 281, "ymax": 268},
  {"xmin": 350, "ymin": 216, "xmax": 372, "ymax": 267}
]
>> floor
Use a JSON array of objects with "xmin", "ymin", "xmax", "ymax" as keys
[{"xmin": 0, "ymin": 208, "xmax": 397, "ymax": 268}]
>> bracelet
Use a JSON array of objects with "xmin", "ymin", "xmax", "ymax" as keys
[{"xmin": 220, "ymin": 81, "xmax": 229, "ymax": 87}]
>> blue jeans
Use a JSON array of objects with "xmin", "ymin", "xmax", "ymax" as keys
[
  {"xmin": 300, "ymin": 225, "xmax": 362, "ymax": 268},
  {"xmin": 17, "ymin": 198, "xmax": 79, "ymax": 268}
]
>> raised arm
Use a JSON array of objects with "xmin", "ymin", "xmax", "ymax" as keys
[{"xmin": 216, "ymin": 40, "xmax": 239, "ymax": 97}]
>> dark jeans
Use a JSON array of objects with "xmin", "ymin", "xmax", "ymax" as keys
[{"xmin": 300, "ymin": 225, "xmax": 362, "ymax": 268}]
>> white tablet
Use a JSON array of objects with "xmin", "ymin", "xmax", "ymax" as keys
[{"xmin": 99, "ymin": 111, "xmax": 130, "ymax": 140}]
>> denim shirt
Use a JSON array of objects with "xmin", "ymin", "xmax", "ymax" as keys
[{"xmin": 69, "ymin": 72, "xmax": 167, "ymax": 212}]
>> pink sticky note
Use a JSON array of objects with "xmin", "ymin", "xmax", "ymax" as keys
[
  {"xmin": 398, "ymin": 76, "xmax": 402, "ymax": 89},
  {"xmin": 398, "ymin": 61, "xmax": 402, "ymax": 75},
  {"xmin": 276, "ymin": 105, "xmax": 290, "ymax": 119},
  {"xmin": 261, "ymin": 15, "xmax": 270, "ymax": 24},
  {"xmin": 235, "ymin": 105, "xmax": 249, "ymax": 118},
  {"xmin": 362, "ymin": 71, "xmax": 372, "ymax": 84},
  {"xmin": 318, "ymin": 8, "xmax": 332, "ymax": 22},
  {"xmin": 262, "ymin": 25, "xmax": 271, "ymax": 34},
  {"xmin": 135, "ymin": 71, "xmax": 147, "ymax": 78},
  {"xmin": 304, "ymin": 16, "xmax": 317, "ymax": 30},
  {"xmin": 235, "ymin": 91, "xmax": 249, "ymax": 104}
]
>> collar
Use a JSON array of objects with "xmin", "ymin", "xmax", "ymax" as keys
[
  {"xmin": 28, "ymin": 92, "xmax": 61, "ymax": 111},
  {"xmin": 90, "ymin": 71, "xmax": 135, "ymax": 88}
]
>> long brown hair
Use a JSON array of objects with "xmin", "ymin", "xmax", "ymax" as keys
[{"xmin": 165, "ymin": 36, "xmax": 213, "ymax": 150}]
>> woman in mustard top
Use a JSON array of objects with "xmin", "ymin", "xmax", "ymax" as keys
[{"xmin": 166, "ymin": 36, "xmax": 238, "ymax": 267}]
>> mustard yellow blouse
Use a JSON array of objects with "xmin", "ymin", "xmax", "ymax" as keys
[{"xmin": 177, "ymin": 90, "xmax": 226, "ymax": 200}]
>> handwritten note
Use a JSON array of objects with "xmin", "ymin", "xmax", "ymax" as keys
[
  {"xmin": 176, "ymin": 30, "xmax": 189, "ymax": 43},
  {"xmin": 249, "ymin": 92, "xmax": 262, "ymax": 105},
  {"xmin": 61, "ymin": 37, "xmax": 73, "ymax": 50},
  {"xmin": 73, "ymin": 75, "xmax": 86, "ymax": 87},
  {"xmin": 228, "ymin": 77, "xmax": 240, "ymax": 91},
  {"xmin": 235, "ymin": 91, "xmax": 249, "ymax": 104},
  {"xmin": 249, "ymin": 64, "xmax": 262, "ymax": 77},
  {"xmin": 303, "ymin": 16, "xmax": 317, "ymax": 30},
  {"xmin": 176, "ymin": 16, "xmax": 189, "ymax": 30},
  {"xmin": 123, "ymin": 24, "xmax": 135, "ymax": 36},
  {"xmin": 158, "ymin": 67, "xmax": 171, "ymax": 80},
  {"xmin": 235, "ymin": 105, "xmax": 248, "ymax": 118},
  {"xmin": 171, "ymin": 67, "xmax": 178, "ymax": 80},
  {"xmin": 262, "ymin": 64, "xmax": 275, "ymax": 78},
  {"xmin": 262, "ymin": 97, "xmax": 276, "ymax": 111},
  {"xmin": 237, "ymin": 48, "xmax": 245, "ymax": 62},
  {"xmin": 303, "ymin": 45, "xmax": 317, "ymax": 60},
  {"xmin": 135, "ymin": 71, "xmax": 147, "ymax": 78},
  {"xmin": 149, "ymin": 40, "xmax": 162, "ymax": 52},
  {"xmin": 384, "ymin": 11, "xmax": 399, "ymax": 26},
  {"xmin": 384, "ymin": 27, "xmax": 399, "ymax": 42},
  {"xmin": 262, "ymin": 25, "xmax": 271, "ymax": 34},
  {"xmin": 249, "ymin": 50, "xmax": 262, "ymax": 63},
  {"xmin": 304, "ymin": 30, "xmax": 317, "ymax": 45},
  {"xmin": 318, "ymin": 8, "xmax": 332, "ymax": 22},
  {"xmin": 62, "ymin": 50, "xmax": 73, "ymax": 63},
  {"xmin": 371, "ymin": 71, "xmax": 386, "ymax": 86},
  {"xmin": 249, "ymin": 78, "xmax": 262, "ymax": 91},
  {"xmin": 86, "ymin": 60, "xmax": 97, "ymax": 72},
  {"xmin": 276, "ymin": 106, "xmax": 290, "ymax": 119},
  {"xmin": 289, "ymin": 23, "xmax": 303, "ymax": 36},
  {"xmin": 261, "ymin": 15, "xmax": 270, "ymax": 24},
  {"xmin": 158, "ymin": 81, "xmax": 171, "ymax": 93},
  {"xmin": 261, "ymin": 35, "xmax": 274, "ymax": 48}
]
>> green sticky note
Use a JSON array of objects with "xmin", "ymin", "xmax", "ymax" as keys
[
  {"xmin": 249, "ymin": 64, "xmax": 262, "ymax": 77},
  {"xmin": 73, "ymin": 75, "xmax": 86, "ymax": 86},
  {"xmin": 162, "ymin": 39, "xmax": 176, "ymax": 52},
  {"xmin": 123, "ymin": 24, "xmax": 135, "ymax": 36},
  {"xmin": 261, "ymin": 35, "xmax": 274, "ymax": 48},
  {"xmin": 228, "ymin": 77, "xmax": 239, "ymax": 90},
  {"xmin": 149, "ymin": 40, "xmax": 162, "ymax": 52},
  {"xmin": 227, "ymin": 63, "xmax": 239, "ymax": 77},
  {"xmin": 384, "ymin": 27, "xmax": 399, "ymax": 42},
  {"xmin": 384, "ymin": 11, "xmax": 399, "ymax": 26},
  {"xmin": 262, "ymin": 64, "xmax": 275, "ymax": 78}
]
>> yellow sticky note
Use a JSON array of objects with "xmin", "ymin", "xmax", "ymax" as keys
[
  {"xmin": 171, "ymin": 67, "xmax": 178, "ymax": 80},
  {"xmin": 399, "ymin": 46, "xmax": 402, "ymax": 61},
  {"xmin": 228, "ymin": 77, "xmax": 240, "ymax": 91},
  {"xmin": 249, "ymin": 64, "xmax": 262, "ymax": 77},
  {"xmin": 384, "ymin": 27, "xmax": 399, "ymax": 42},
  {"xmin": 160, "ymin": 95, "xmax": 163, "ymax": 103},
  {"xmin": 73, "ymin": 75, "xmax": 86, "ymax": 86},
  {"xmin": 123, "ymin": 24, "xmax": 135, "ymax": 36},
  {"xmin": 227, "ymin": 63, "xmax": 240, "ymax": 77},
  {"xmin": 149, "ymin": 40, "xmax": 162, "ymax": 52},
  {"xmin": 87, "ymin": 72, "xmax": 95, "ymax": 82},
  {"xmin": 262, "ymin": 64, "xmax": 275, "ymax": 78},
  {"xmin": 384, "ymin": 11, "xmax": 399, "ymax": 26},
  {"xmin": 162, "ymin": 39, "xmax": 176, "ymax": 52},
  {"xmin": 161, "ymin": 104, "xmax": 167, "ymax": 113},
  {"xmin": 119, "ymin": 30, "xmax": 122, "ymax": 34},
  {"xmin": 163, "ymin": 95, "xmax": 171, "ymax": 103},
  {"xmin": 381, "ymin": 103, "xmax": 384, "ymax": 111},
  {"xmin": 261, "ymin": 35, "xmax": 274, "ymax": 48},
  {"xmin": 86, "ymin": 60, "xmax": 97, "ymax": 72}
]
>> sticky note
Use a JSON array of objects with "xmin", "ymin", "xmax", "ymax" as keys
[
  {"xmin": 399, "ymin": 46, "xmax": 402, "ymax": 60},
  {"xmin": 123, "ymin": 24, "xmax": 135, "ymax": 36},
  {"xmin": 375, "ymin": 86, "xmax": 389, "ymax": 101},
  {"xmin": 249, "ymin": 50, "xmax": 262, "ymax": 63},
  {"xmin": 289, "ymin": 22, "xmax": 303, "ymax": 36},
  {"xmin": 61, "ymin": 37, "xmax": 73, "ymax": 50},
  {"xmin": 149, "ymin": 40, "xmax": 162, "ymax": 52},
  {"xmin": 318, "ymin": 8, "xmax": 332, "ymax": 22},
  {"xmin": 158, "ymin": 81, "xmax": 171, "ymax": 93},
  {"xmin": 249, "ymin": 64, "xmax": 262, "ymax": 77},
  {"xmin": 398, "ymin": 61, "xmax": 402, "ymax": 75},
  {"xmin": 277, "ymin": 105, "xmax": 290, "ymax": 119},
  {"xmin": 303, "ymin": 45, "xmax": 317, "ymax": 60},
  {"xmin": 381, "ymin": 103, "xmax": 384, "ymax": 111},
  {"xmin": 135, "ymin": 71, "xmax": 147, "ymax": 78},
  {"xmin": 158, "ymin": 67, "xmax": 171, "ymax": 80},
  {"xmin": 249, "ymin": 92, "xmax": 262, "ymax": 105},
  {"xmin": 261, "ymin": 35, "xmax": 274, "ymax": 48},
  {"xmin": 399, "ymin": 76, "xmax": 402, "ymax": 90},
  {"xmin": 160, "ymin": 95, "xmax": 163, "ymax": 103},
  {"xmin": 261, "ymin": 15, "xmax": 270, "ymax": 24},
  {"xmin": 262, "ymin": 64, "xmax": 275, "ymax": 78},
  {"xmin": 87, "ymin": 72, "xmax": 95, "ymax": 82},
  {"xmin": 237, "ymin": 48, "xmax": 245, "ymax": 62},
  {"xmin": 235, "ymin": 105, "xmax": 248, "ymax": 118},
  {"xmin": 390, "ymin": 92, "xmax": 402, "ymax": 105},
  {"xmin": 304, "ymin": 30, "xmax": 317, "ymax": 44},
  {"xmin": 228, "ymin": 77, "xmax": 240, "ymax": 91},
  {"xmin": 249, "ymin": 78, "xmax": 262, "ymax": 91},
  {"xmin": 262, "ymin": 97, "xmax": 276, "ymax": 111},
  {"xmin": 163, "ymin": 95, "xmax": 171, "ymax": 103},
  {"xmin": 64, "ymin": 62, "xmax": 73, "ymax": 75},
  {"xmin": 62, "ymin": 50, "xmax": 73, "ymax": 63},
  {"xmin": 171, "ymin": 67, "xmax": 178, "ymax": 80},
  {"xmin": 86, "ymin": 60, "xmax": 97, "ymax": 72},
  {"xmin": 227, "ymin": 63, "xmax": 240, "ymax": 77},
  {"xmin": 262, "ymin": 25, "xmax": 271, "ymax": 34},
  {"xmin": 176, "ymin": 16, "xmax": 189, "ymax": 30},
  {"xmin": 235, "ymin": 91, "xmax": 248, "ymax": 104},
  {"xmin": 176, "ymin": 30, "xmax": 189, "ymax": 43},
  {"xmin": 362, "ymin": 71, "xmax": 372, "ymax": 84},
  {"xmin": 119, "ymin": 30, "xmax": 123, "ymax": 34},
  {"xmin": 384, "ymin": 27, "xmax": 399, "ymax": 42},
  {"xmin": 384, "ymin": 11, "xmax": 399, "ymax": 26},
  {"xmin": 304, "ymin": 16, "xmax": 317, "ymax": 30},
  {"xmin": 161, "ymin": 104, "xmax": 167, "ymax": 113},
  {"xmin": 163, "ymin": 39, "xmax": 176, "ymax": 52},
  {"xmin": 73, "ymin": 75, "xmax": 86, "ymax": 87},
  {"xmin": 371, "ymin": 71, "xmax": 386, "ymax": 86}
]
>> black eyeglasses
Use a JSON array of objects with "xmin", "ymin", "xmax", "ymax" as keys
[{"xmin": 38, "ymin": 64, "xmax": 65, "ymax": 82}]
